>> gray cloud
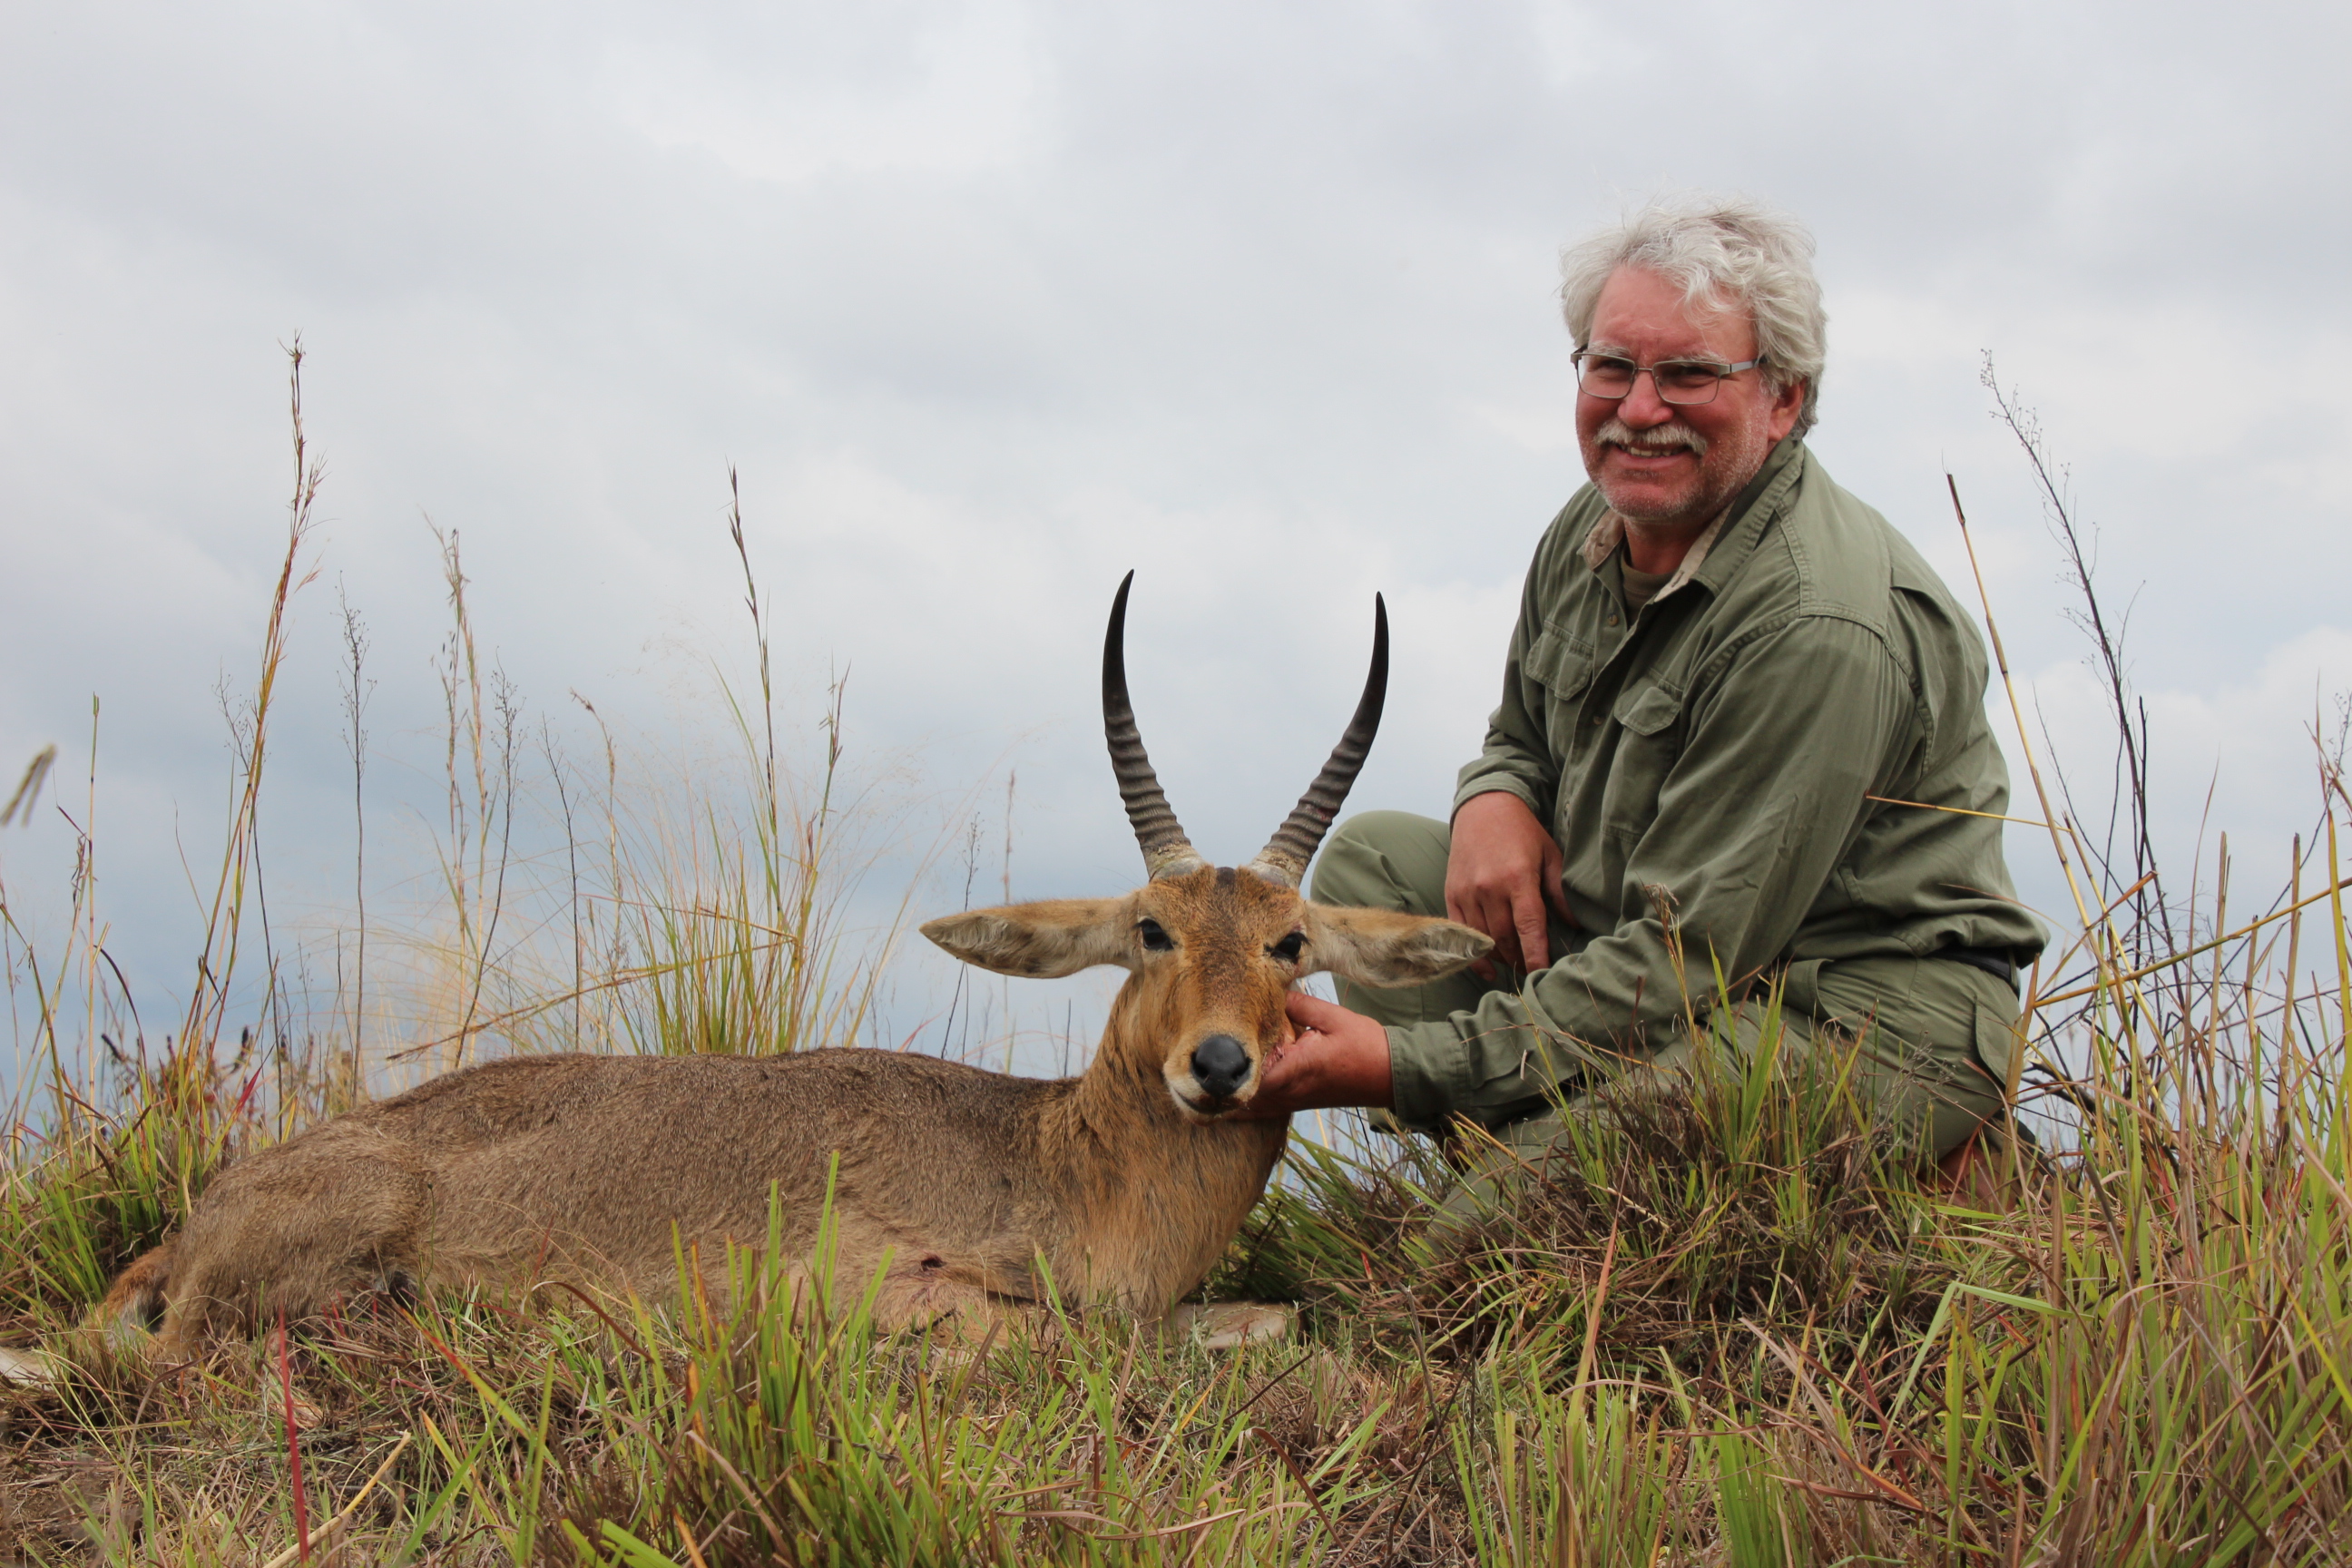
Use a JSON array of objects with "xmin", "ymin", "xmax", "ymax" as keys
[{"xmin": 3, "ymin": 0, "xmax": 2346, "ymax": 1066}]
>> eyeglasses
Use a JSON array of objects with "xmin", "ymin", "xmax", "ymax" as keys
[{"xmin": 1573, "ymin": 350, "xmax": 1765, "ymax": 407}]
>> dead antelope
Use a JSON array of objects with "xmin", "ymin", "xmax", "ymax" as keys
[{"xmin": 57, "ymin": 575, "xmax": 1487, "ymax": 1366}]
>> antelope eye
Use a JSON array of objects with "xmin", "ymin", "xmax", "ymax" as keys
[
  {"xmin": 1269, "ymin": 932, "xmax": 1307, "ymax": 963},
  {"xmin": 1137, "ymin": 917, "xmax": 1175, "ymax": 952}
]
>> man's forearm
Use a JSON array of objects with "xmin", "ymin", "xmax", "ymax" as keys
[{"xmin": 1385, "ymin": 983, "xmax": 1590, "ymax": 1132}]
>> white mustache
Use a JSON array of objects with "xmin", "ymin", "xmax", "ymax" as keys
[{"xmin": 1598, "ymin": 417, "xmax": 1709, "ymax": 456}]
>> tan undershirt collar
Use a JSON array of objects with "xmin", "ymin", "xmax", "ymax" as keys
[
  {"xmin": 1619, "ymin": 554, "xmax": 1672, "ymax": 611},
  {"xmin": 1579, "ymin": 504, "xmax": 1734, "ymax": 606}
]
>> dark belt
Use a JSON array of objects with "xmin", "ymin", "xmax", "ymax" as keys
[
  {"xmin": 1936, "ymin": 944, "xmax": 2020, "ymax": 993},
  {"xmin": 1762, "ymin": 946, "xmax": 2024, "ymax": 1009}
]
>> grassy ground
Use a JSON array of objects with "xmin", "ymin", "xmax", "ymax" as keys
[
  {"xmin": 5, "ymin": 358, "xmax": 2351, "ymax": 1563},
  {"xmin": 6, "ymin": 955, "xmax": 2351, "ymax": 1565}
]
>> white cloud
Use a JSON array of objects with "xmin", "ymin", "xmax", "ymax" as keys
[
  {"xmin": 603, "ymin": 1, "xmax": 1046, "ymax": 183},
  {"xmin": 2, "ymin": 0, "xmax": 2347, "ymax": 1074}
]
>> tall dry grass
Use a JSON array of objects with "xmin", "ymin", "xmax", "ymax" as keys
[{"xmin": 2, "ymin": 354, "xmax": 2349, "ymax": 1564}]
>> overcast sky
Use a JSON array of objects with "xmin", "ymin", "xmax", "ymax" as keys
[{"xmin": 4, "ymin": 1, "xmax": 2348, "ymax": 1079}]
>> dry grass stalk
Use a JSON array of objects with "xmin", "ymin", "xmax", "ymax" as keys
[{"xmin": 6, "ymin": 367, "xmax": 2352, "ymax": 1565}]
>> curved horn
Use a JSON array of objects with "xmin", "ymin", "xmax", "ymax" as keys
[
  {"xmin": 1243, "ymin": 594, "xmax": 1387, "ymax": 889},
  {"xmin": 1103, "ymin": 573, "xmax": 1207, "ymax": 880}
]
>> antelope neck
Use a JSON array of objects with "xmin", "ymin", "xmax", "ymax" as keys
[{"xmin": 1069, "ymin": 979, "xmax": 1195, "ymax": 1132}]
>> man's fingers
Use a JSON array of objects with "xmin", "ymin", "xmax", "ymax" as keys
[
  {"xmin": 1445, "ymin": 794, "xmax": 1570, "ymax": 976},
  {"xmin": 1284, "ymin": 991, "xmax": 1347, "ymax": 1032},
  {"xmin": 1543, "ymin": 859, "xmax": 1573, "ymax": 925},
  {"xmin": 1454, "ymin": 864, "xmax": 1569, "ymax": 973},
  {"xmin": 1449, "ymin": 886, "xmax": 1514, "ymax": 972},
  {"xmin": 1444, "ymin": 888, "xmax": 1492, "ymax": 976},
  {"xmin": 1482, "ymin": 889, "xmax": 1527, "ymax": 972},
  {"xmin": 1514, "ymin": 888, "xmax": 1550, "ymax": 973}
]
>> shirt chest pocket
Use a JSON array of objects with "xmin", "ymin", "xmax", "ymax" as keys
[
  {"xmin": 1522, "ymin": 627, "xmax": 1595, "ymax": 731},
  {"xmin": 1602, "ymin": 679, "xmax": 1688, "ymax": 841}
]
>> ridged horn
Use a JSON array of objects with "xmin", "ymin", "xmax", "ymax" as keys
[
  {"xmin": 1103, "ymin": 573, "xmax": 1207, "ymax": 880},
  {"xmin": 1242, "ymin": 594, "xmax": 1387, "ymax": 889}
]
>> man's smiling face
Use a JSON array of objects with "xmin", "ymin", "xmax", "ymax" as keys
[{"xmin": 1575, "ymin": 265, "xmax": 1806, "ymax": 533}]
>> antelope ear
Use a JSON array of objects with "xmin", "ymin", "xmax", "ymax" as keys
[
  {"xmin": 921, "ymin": 898, "xmax": 1137, "ymax": 978},
  {"xmin": 1302, "ymin": 905, "xmax": 1492, "ymax": 986}
]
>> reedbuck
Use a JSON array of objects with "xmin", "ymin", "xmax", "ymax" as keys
[{"xmin": 64, "ymin": 576, "xmax": 1487, "ymax": 1364}]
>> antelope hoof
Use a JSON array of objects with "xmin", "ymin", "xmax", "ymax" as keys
[{"xmin": 1168, "ymin": 1302, "xmax": 1291, "ymax": 1351}]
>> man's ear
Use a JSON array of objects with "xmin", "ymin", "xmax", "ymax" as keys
[
  {"xmin": 1766, "ymin": 375, "xmax": 1808, "ymax": 444},
  {"xmin": 921, "ymin": 897, "xmax": 1136, "ymax": 979},
  {"xmin": 1302, "ymin": 905, "xmax": 1493, "ymax": 987}
]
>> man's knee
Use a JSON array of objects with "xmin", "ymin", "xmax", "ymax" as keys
[
  {"xmin": 1801, "ymin": 1019, "xmax": 2004, "ymax": 1164},
  {"xmin": 1310, "ymin": 809, "xmax": 1451, "ymax": 916},
  {"xmin": 1908, "ymin": 1054, "xmax": 2006, "ymax": 1163}
]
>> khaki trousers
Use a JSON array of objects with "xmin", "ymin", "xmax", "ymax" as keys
[{"xmin": 1311, "ymin": 811, "xmax": 2014, "ymax": 1224}]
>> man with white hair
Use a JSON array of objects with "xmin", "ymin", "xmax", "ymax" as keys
[{"xmin": 1250, "ymin": 198, "xmax": 2044, "ymax": 1181}]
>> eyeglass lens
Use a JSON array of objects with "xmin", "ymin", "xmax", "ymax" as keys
[{"xmin": 1578, "ymin": 357, "xmax": 1729, "ymax": 407}]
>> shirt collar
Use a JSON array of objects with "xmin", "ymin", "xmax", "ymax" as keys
[{"xmin": 1578, "ymin": 503, "xmax": 1735, "ymax": 606}]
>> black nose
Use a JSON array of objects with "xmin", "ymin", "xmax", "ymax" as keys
[{"xmin": 1190, "ymin": 1034, "xmax": 1251, "ymax": 1099}]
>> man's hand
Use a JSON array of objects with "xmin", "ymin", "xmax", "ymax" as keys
[
  {"xmin": 1236, "ymin": 993, "xmax": 1393, "ymax": 1118},
  {"xmin": 1446, "ymin": 791, "xmax": 1572, "ymax": 979}
]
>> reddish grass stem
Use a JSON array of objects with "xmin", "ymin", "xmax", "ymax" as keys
[{"xmin": 277, "ymin": 1311, "xmax": 311, "ymax": 1563}]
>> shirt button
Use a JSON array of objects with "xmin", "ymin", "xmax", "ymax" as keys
[
  {"xmin": 1606, "ymin": 614, "xmax": 1620, "ymax": 626},
  {"xmin": 1590, "ymin": 714, "xmax": 1603, "ymax": 725}
]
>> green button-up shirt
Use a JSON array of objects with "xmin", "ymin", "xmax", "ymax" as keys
[{"xmin": 1387, "ymin": 438, "xmax": 2046, "ymax": 1130}]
